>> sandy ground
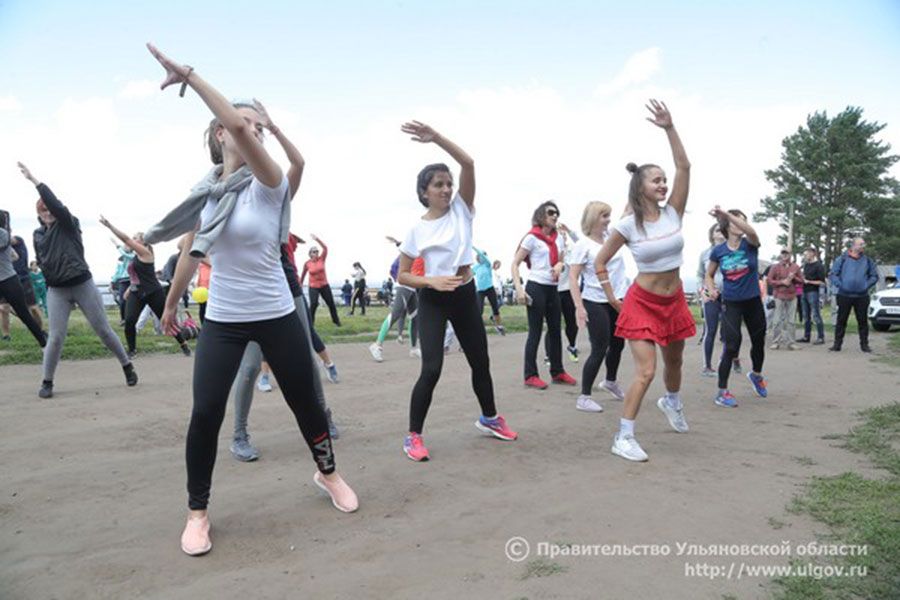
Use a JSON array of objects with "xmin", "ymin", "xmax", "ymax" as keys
[{"xmin": 2, "ymin": 329, "xmax": 898, "ymax": 600}]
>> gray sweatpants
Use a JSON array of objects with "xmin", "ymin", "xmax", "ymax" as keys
[
  {"xmin": 44, "ymin": 279, "xmax": 130, "ymax": 381},
  {"xmin": 232, "ymin": 294, "xmax": 329, "ymax": 438}
]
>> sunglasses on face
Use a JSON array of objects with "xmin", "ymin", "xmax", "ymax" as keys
[{"xmin": 546, "ymin": 209, "xmax": 559, "ymax": 217}]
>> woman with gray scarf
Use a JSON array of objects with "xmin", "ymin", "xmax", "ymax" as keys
[{"xmin": 144, "ymin": 43, "xmax": 358, "ymax": 557}]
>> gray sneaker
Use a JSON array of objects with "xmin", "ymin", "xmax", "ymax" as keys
[
  {"xmin": 230, "ymin": 435, "xmax": 260, "ymax": 462},
  {"xmin": 325, "ymin": 363, "xmax": 339, "ymax": 384}
]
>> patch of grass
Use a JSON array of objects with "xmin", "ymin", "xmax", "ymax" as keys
[
  {"xmin": 519, "ymin": 558, "xmax": 569, "ymax": 580},
  {"xmin": 792, "ymin": 456, "xmax": 818, "ymax": 467},
  {"xmin": 874, "ymin": 331, "xmax": 900, "ymax": 369},
  {"xmin": 768, "ymin": 517, "xmax": 787, "ymax": 530},
  {"xmin": 773, "ymin": 402, "xmax": 900, "ymax": 600}
]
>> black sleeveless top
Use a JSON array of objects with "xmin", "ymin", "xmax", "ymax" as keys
[{"xmin": 133, "ymin": 258, "xmax": 162, "ymax": 296}]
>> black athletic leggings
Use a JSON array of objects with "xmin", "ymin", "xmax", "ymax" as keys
[
  {"xmin": 309, "ymin": 285, "xmax": 341, "ymax": 326},
  {"xmin": 123, "ymin": 288, "xmax": 186, "ymax": 353},
  {"xmin": 187, "ymin": 311, "xmax": 334, "ymax": 510},
  {"xmin": 350, "ymin": 279, "xmax": 367, "ymax": 315},
  {"xmin": 558, "ymin": 289, "xmax": 578, "ymax": 348},
  {"xmin": 525, "ymin": 281, "xmax": 563, "ymax": 378},
  {"xmin": 580, "ymin": 300, "xmax": 623, "ymax": 395},
  {"xmin": 0, "ymin": 275, "xmax": 46, "ymax": 346},
  {"xmin": 718, "ymin": 297, "xmax": 766, "ymax": 389},
  {"xmin": 478, "ymin": 287, "xmax": 501, "ymax": 317},
  {"xmin": 410, "ymin": 280, "xmax": 497, "ymax": 433}
]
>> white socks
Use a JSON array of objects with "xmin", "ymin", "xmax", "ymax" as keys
[
  {"xmin": 664, "ymin": 391, "xmax": 682, "ymax": 410},
  {"xmin": 619, "ymin": 418, "xmax": 635, "ymax": 437}
]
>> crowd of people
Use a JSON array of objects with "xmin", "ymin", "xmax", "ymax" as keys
[{"xmin": 2, "ymin": 46, "xmax": 886, "ymax": 558}]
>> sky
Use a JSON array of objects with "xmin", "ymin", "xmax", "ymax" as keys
[{"xmin": 1, "ymin": 0, "xmax": 899, "ymax": 291}]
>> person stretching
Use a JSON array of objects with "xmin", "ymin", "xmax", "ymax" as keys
[
  {"xmin": 397, "ymin": 120, "xmax": 517, "ymax": 461},
  {"xmin": 300, "ymin": 234, "xmax": 341, "ymax": 326}
]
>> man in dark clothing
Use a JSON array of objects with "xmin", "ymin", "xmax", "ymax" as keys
[
  {"xmin": 798, "ymin": 247, "xmax": 827, "ymax": 344},
  {"xmin": 829, "ymin": 237, "xmax": 879, "ymax": 353}
]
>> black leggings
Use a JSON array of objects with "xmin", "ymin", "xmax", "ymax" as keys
[
  {"xmin": 478, "ymin": 287, "xmax": 501, "ymax": 317},
  {"xmin": 114, "ymin": 279, "xmax": 130, "ymax": 321},
  {"xmin": 558, "ymin": 289, "xmax": 578, "ymax": 348},
  {"xmin": 524, "ymin": 281, "xmax": 562, "ymax": 378},
  {"xmin": 309, "ymin": 285, "xmax": 341, "ymax": 326},
  {"xmin": 409, "ymin": 280, "xmax": 497, "ymax": 433},
  {"xmin": 0, "ymin": 275, "xmax": 46, "ymax": 346},
  {"xmin": 350, "ymin": 280, "xmax": 366, "ymax": 315},
  {"xmin": 718, "ymin": 297, "xmax": 766, "ymax": 389},
  {"xmin": 187, "ymin": 311, "xmax": 334, "ymax": 510},
  {"xmin": 124, "ymin": 288, "xmax": 186, "ymax": 352},
  {"xmin": 580, "ymin": 300, "xmax": 623, "ymax": 395},
  {"xmin": 299, "ymin": 293, "xmax": 326, "ymax": 354}
]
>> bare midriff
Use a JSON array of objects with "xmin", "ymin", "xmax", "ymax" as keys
[{"xmin": 635, "ymin": 268, "xmax": 682, "ymax": 296}]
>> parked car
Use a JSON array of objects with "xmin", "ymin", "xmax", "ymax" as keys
[{"xmin": 869, "ymin": 282, "xmax": 900, "ymax": 332}]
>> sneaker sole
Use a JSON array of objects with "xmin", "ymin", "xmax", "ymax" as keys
[
  {"xmin": 597, "ymin": 385, "xmax": 625, "ymax": 401},
  {"xmin": 181, "ymin": 541, "xmax": 212, "ymax": 556},
  {"xmin": 524, "ymin": 383, "xmax": 548, "ymax": 390},
  {"xmin": 611, "ymin": 445, "xmax": 648, "ymax": 462},
  {"xmin": 313, "ymin": 473, "xmax": 358, "ymax": 513},
  {"xmin": 231, "ymin": 450, "xmax": 259, "ymax": 462},
  {"xmin": 403, "ymin": 448, "xmax": 429, "ymax": 462},
  {"xmin": 474, "ymin": 420, "xmax": 517, "ymax": 441},
  {"xmin": 552, "ymin": 380, "xmax": 577, "ymax": 386},
  {"xmin": 714, "ymin": 400, "xmax": 738, "ymax": 408},
  {"xmin": 576, "ymin": 403, "xmax": 603, "ymax": 413}
]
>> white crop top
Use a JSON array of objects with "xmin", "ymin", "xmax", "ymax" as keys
[
  {"xmin": 400, "ymin": 192, "xmax": 476, "ymax": 277},
  {"xmin": 200, "ymin": 176, "xmax": 295, "ymax": 323},
  {"xmin": 612, "ymin": 204, "xmax": 684, "ymax": 273}
]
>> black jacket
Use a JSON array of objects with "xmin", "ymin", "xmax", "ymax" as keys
[{"xmin": 32, "ymin": 183, "xmax": 92, "ymax": 287}]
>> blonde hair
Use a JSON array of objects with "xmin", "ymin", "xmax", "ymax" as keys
[{"xmin": 581, "ymin": 201, "xmax": 612, "ymax": 236}]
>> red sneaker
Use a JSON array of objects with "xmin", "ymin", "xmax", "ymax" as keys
[
  {"xmin": 552, "ymin": 372, "xmax": 577, "ymax": 386},
  {"xmin": 524, "ymin": 375, "xmax": 549, "ymax": 389},
  {"xmin": 475, "ymin": 415, "xmax": 518, "ymax": 441},
  {"xmin": 403, "ymin": 432, "xmax": 430, "ymax": 461}
]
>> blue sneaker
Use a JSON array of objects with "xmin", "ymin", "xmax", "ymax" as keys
[
  {"xmin": 747, "ymin": 372, "xmax": 768, "ymax": 398},
  {"xmin": 714, "ymin": 390, "xmax": 738, "ymax": 408},
  {"xmin": 325, "ymin": 363, "xmax": 339, "ymax": 384}
]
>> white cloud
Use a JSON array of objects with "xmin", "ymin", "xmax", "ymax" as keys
[
  {"xmin": 0, "ymin": 95, "xmax": 22, "ymax": 111},
  {"xmin": 595, "ymin": 47, "xmax": 662, "ymax": 97},
  {"xmin": 117, "ymin": 79, "xmax": 159, "ymax": 99}
]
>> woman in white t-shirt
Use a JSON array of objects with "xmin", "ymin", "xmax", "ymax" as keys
[
  {"xmin": 567, "ymin": 201, "xmax": 629, "ymax": 413},
  {"xmin": 397, "ymin": 120, "xmax": 518, "ymax": 462},
  {"xmin": 512, "ymin": 201, "xmax": 578, "ymax": 389},
  {"xmin": 144, "ymin": 44, "xmax": 358, "ymax": 556},
  {"xmin": 593, "ymin": 99, "xmax": 695, "ymax": 463}
]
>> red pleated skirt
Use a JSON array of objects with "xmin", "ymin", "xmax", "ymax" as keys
[{"xmin": 614, "ymin": 283, "xmax": 696, "ymax": 346}]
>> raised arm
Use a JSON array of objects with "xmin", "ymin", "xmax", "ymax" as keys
[
  {"xmin": 99, "ymin": 216, "xmax": 153, "ymax": 262},
  {"xmin": 646, "ymin": 100, "xmax": 690, "ymax": 218},
  {"xmin": 254, "ymin": 99, "xmax": 304, "ymax": 196},
  {"xmin": 593, "ymin": 229, "xmax": 627, "ymax": 312},
  {"xmin": 147, "ymin": 44, "xmax": 282, "ymax": 188},
  {"xmin": 311, "ymin": 234, "xmax": 327, "ymax": 260},
  {"xmin": 710, "ymin": 206, "xmax": 759, "ymax": 247},
  {"xmin": 18, "ymin": 162, "xmax": 77, "ymax": 229},
  {"xmin": 401, "ymin": 121, "xmax": 475, "ymax": 209}
]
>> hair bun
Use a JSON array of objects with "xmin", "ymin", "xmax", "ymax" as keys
[{"xmin": 625, "ymin": 162, "xmax": 638, "ymax": 174}]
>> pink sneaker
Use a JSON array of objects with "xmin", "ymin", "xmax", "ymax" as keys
[
  {"xmin": 313, "ymin": 471, "xmax": 359, "ymax": 513},
  {"xmin": 403, "ymin": 432, "xmax": 430, "ymax": 461},
  {"xmin": 552, "ymin": 372, "xmax": 577, "ymax": 386},
  {"xmin": 524, "ymin": 375, "xmax": 549, "ymax": 390},
  {"xmin": 180, "ymin": 514, "xmax": 212, "ymax": 556},
  {"xmin": 475, "ymin": 415, "xmax": 518, "ymax": 441}
]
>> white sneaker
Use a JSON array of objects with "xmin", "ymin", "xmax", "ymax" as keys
[
  {"xmin": 657, "ymin": 397, "xmax": 689, "ymax": 433},
  {"xmin": 576, "ymin": 395, "xmax": 603, "ymax": 412},
  {"xmin": 598, "ymin": 380, "xmax": 625, "ymax": 401},
  {"xmin": 256, "ymin": 375, "xmax": 273, "ymax": 392},
  {"xmin": 611, "ymin": 433, "xmax": 648, "ymax": 462},
  {"xmin": 410, "ymin": 347, "xmax": 421, "ymax": 358},
  {"xmin": 369, "ymin": 342, "xmax": 384, "ymax": 363}
]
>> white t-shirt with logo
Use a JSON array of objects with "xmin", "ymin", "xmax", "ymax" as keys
[
  {"xmin": 201, "ymin": 176, "xmax": 295, "ymax": 323},
  {"xmin": 566, "ymin": 236, "xmax": 629, "ymax": 303},
  {"xmin": 519, "ymin": 233, "xmax": 565, "ymax": 285},
  {"xmin": 400, "ymin": 192, "xmax": 476, "ymax": 278}
]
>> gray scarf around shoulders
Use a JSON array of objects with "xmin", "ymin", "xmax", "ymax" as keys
[{"xmin": 144, "ymin": 164, "xmax": 291, "ymax": 257}]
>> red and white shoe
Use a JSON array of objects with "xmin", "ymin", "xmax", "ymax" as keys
[
  {"xmin": 403, "ymin": 432, "xmax": 430, "ymax": 462},
  {"xmin": 524, "ymin": 375, "xmax": 549, "ymax": 389},
  {"xmin": 552, "ymin": 372, "xmax": 577, "ymax": 386},
  {"xmin": 475, "ymin": 415, "xmax": 518, "ymax": 441}
]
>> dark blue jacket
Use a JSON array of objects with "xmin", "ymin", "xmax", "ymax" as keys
[{"xmin": 829, "ymin": 252, "xmax": 879, "ymax": 297}]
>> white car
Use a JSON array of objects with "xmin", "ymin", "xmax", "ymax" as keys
[{"xmin": 869, "ymin": 282, "xmax": 900, "ymax": 332}]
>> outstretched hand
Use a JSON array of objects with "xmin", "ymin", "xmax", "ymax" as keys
[
  {"xmin": 708, "ymin": 205, "xmax": 728, "ymax": 220},
  {"xmin": 401, "ymin": 120, "xmax": 438, "ymax": 143},
  {"xmin": 17, "ymin": 161, "xmax": 37, "ymax": 184},
  {"xmin": 146, "ymin": 43, "xmax": 192, "ymax": 93},
  {"xmin": 98, "ymin": 215, "xmax": 111, "ymax": 229},
  {"xmin": 645, "ymin": 99, "xmax": 673, "ymax": 129}
]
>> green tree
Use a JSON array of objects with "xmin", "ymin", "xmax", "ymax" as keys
[{"xmin": 755, "ymin": 107, "xmax": 900, "ymax": 267}]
